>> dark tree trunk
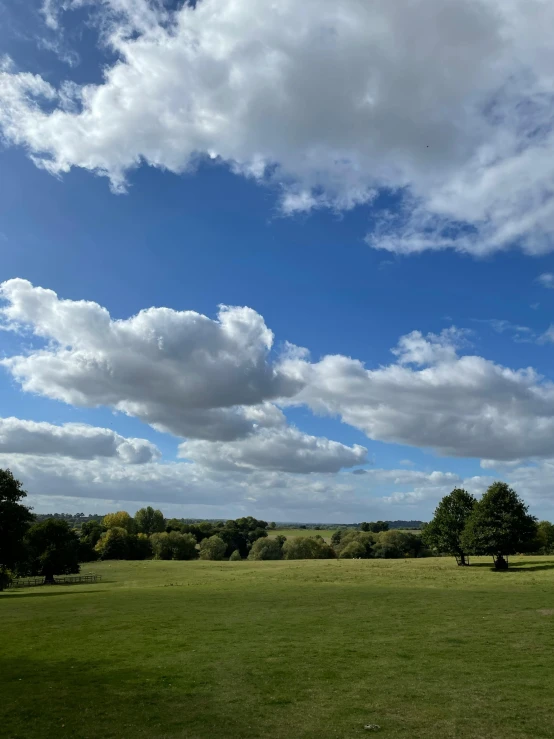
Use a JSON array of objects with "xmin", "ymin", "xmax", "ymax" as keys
[
  {"xmin": 493, "ymin": 555, "xmax": 508, "ymax": 570},
  {"xmin": 43, "ymin": 570, "xmax": 56, "ymax": 584},
  {"xmin": 455, "ymin": 553, "xmax": 469, "ymax": 566}
]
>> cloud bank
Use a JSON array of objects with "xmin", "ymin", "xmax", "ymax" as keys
[{"xmin": 1, "ymin": 0, "xmax": 554, "ymax": 254}]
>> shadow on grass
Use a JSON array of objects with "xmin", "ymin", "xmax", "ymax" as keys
[
  {"xmin": 0, "ymin": 655, "xmax": 248, "ymax": 739},
  {"xmin": 470, "ymin": 560, "xmax": 554, "ymax": 573},
  {"xmin": 0, "ymin": 589, "xmax": 108, "ymax": 600}
]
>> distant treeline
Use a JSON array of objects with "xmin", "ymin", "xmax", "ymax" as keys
[{"xmin": 32, "ymin": 513, "xmax": 425, "ymax": 531}]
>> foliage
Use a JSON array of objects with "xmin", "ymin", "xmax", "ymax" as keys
[
  {"xmin": 373, "ymin": 530, "xmax": 428, "ymax": 559},
  {"xmin": 247, "ymin": 537, "xmax": 283, "ymax": 560},
  {"xmin": 339, "ymin": 540, "xmax": 368, "ymax": 559},
  {"xmin": 336, "ymin": 531, "xmax": 376, "ymax": 558},
  {"xmin": 282, "ymin": 536, "xmax": 335, "ymax": 559},
  {"xmin": 331, "ymin": 529, "xmax": 344, "ymax": 546},
  {"xmin": 25, "ymin": 519, "xmax": 80, "ymax": 583},
  {"xmin": 360, "ymin": 521, "xmax": 389, "ymax": 533},
  {"xmin": 96, "ymin": 528, "xmax": 151, "ymax": 560},
  {"xmin": 462, "ymin": 482, "xmax": 538, "ymax": 569},
  {"xmin": 198, "ymin": 535, "xmax": 227, "ymax": 561},
  {"xmin": 78, "ymin": 539, "xmax": 99, "ymax": 563},
  {"xmin": 268, "ymin": 522, "xmax": 276, "ymax": 530},
  {"xmin": 135, "ymin": 506, "xmax": 165, "ymax": 535},
  {"xmin": 535, "ymin": 521, "xmax": 554, "ymax": 554},
  {"xmin": 165, "ymin": 518, "xmax": 185, "ymax": 533},
  {"xmin": 422, "ymin": 488, "xmax": 476, "ymax": 565},
  {"xmin": 95, "ymin": 527, "xmax": 130, "ymax": 560},
  {"xmin": 103, "ymin": 511, "xmax": 136, "ymax": 533},
  {"xmin": 80, "ymin": 520, "xmax": 104, "ymax": 547},
  {"xmin": 0, "ymin": 469, "xmax": 34, "ymax": 587},
  {"xmin": 229, "ymin": 549, "xmax": 242, "ymax": 561},
  {"xmin": 151, "ymin": 531, "xmax": 197, "ymax": 560},
  {"xmin": 0, "ymin": 567, "xmax": 13, "ymax": 590}
]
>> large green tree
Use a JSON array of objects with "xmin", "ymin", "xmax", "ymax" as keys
[
  {"xmin": 0, "ymin": 469, "xmax": 34, "ymax": 590},
  {"xmin": 423, "ymin": 488, "xmax": 476, "ymax": 565},
  {"xmin": 135, "ymin": 506, "xmax": 165, "ymax": 535},
  {"xmin": 461, "ymin": 482, "xmax": 538, "ymax": 570},
  {"xmin": 25, "ymin": 519, "xmax": 80, "ymax": 584}
]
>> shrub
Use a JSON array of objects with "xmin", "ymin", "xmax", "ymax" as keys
[
  {"xmin": 229, "ymin": 550, "xmax": 242, "ymax": 561},
  {"xmin": 248, "ymin": 538, "xmax": 283, "ymax": 560},
  {"xmin": 335, "ymin": 531, "xmax": 375, "ymax": 558},
  {"xmin": 339, "ymin": 540, "xmax": 367, "ymax": 559},
  {"xmin": 198, "ymin": 535, "xmax": 227, "ymax": 561},
  {"xmin": 282, "ymin": 537, "xmax": 335, "ymax": 560},
  {"xmin": 331, "ymin": 529, "xmax": 344, "ymax": 546},
  {"xmin": 372, "ymin": 530, "xmax": 428, "ymax": 559}
]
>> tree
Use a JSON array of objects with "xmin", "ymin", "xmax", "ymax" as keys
[
  {"xmin": 536, "ymin": 521, "xmax": 554, "ymax": 554},
  {"xmin": 248, "ymin": 537, "xmax": 283, "ymax": 560},
  {"xmin": 339, "ymin": 540, "xmax": 368, "ymax": 559},
  {"xmin": 359, "ymin": 522, "xmax": 370, "ymax": 532},
  {"xmin": 198, "ymin": 535, "xmax": 227, "ymax": 561},
  {"xmin": 229, "ymin": 550, "xmax": 242, "ymax": 561},
  {"xmin": 166, "ymin": 518, "xmax": 185, "ymax": 533},
  {"xmin": 95, "ymin": 527, "xmax": 130, "ymax": 560},
  {"xmin": 336, "ymin": 531, "xmax": 376, "ymax": 558},
  {"xmin": 269, "ymin": 522, "xmax": 276, "ymax": 530},
  {"xmin": 0, "ymin": 469, "xmax": 34, "ymax": 590},
  {"xmin": 331, "ymin": 529, "xmax": 344, "ymax": 546},
  {"xmin": 103, "ymin": 511, "xmax": 136, "ymax": 533},
  {"xmin": 135, "ymin": 507, "xmax": 165, "ymax": 535},
  {"xmin": 81, "ymin": 520, "xmax": 104, "ymax": 547},
  {"xmin": 461, "ymin": 482, "xmax": 538, "ymax": 570},
  {"xmin": 372, "ymin": 530, "xmax": 427, "ymax": 559},
  {"xmin": 25, "ymin": 519, "xmax": 80, "ymax": 583},
  {"xmin": 282, "ymin": 537, "xmax": 335, "ymax": 560},
  {"xmin": 423, "ymin": 488, "xmax": 476, "ymax": 565},
  {"xmin": 151, "ymin": 531, "xmax": 197, "ymax": 560},
  {"xmin": 370, "ymin": 521, "xmax": 389, "ymax": 533}
]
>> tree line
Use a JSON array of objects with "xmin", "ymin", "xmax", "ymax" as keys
[{"xmin": 2, "ymin": 468, "xmax": 553, "ymax": 588}]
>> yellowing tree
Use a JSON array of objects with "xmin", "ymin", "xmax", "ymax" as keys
[{"xmin": 102, "ymin": 511, "xmax": 135, "ymax": 533}]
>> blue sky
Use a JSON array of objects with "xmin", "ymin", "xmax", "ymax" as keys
[{"xmin": 2, "ymin": 0, "xmax": 554, "ymax": 521}]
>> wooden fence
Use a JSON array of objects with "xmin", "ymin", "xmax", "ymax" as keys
[{"xmin": 8, "ymin": 574, "xmax": 102, "ymax": 588}]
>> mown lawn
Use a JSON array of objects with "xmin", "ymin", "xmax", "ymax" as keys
[{"xmin": 2, "ymin": 557, "xmax": 554, "ymax": 739}]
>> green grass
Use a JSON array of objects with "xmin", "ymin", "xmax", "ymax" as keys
[
  {"xmin": 270, "ymin": 527, "xmax": 336, "ymax": 540},
  {"xmin": 2, "ymin": 557, "xmax": 554, "ymax": 739}
]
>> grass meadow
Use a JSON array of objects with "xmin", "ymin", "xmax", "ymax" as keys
[{"xmin": 2, "ymin": 557, "xmax": 554, "ymax": 739}]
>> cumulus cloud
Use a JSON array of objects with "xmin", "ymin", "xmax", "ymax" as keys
[
  {"xmin": 280, "ymin": 330, "xmax": 554, "ymax": 461},
  {"xmin": 6, "ymin": 280, "xmax": 554, "ymax": 464},
  {"xmin": 0, "ymin": 416, "xmax": 159, "ymax": 463},
  {"xmin": 1, "ymin": 0, "xmax": 554, "ymax": 254},
  {"xmin": 179, "ymin": 426, "xmax": 367, "ymax": 474},
  {"xmin": 0, "ymin": 278, "xmax": 299, "ymax": 441},
  {"xmin": 0, "ymin": 447, "xmax": 492, "ymax": 518}
]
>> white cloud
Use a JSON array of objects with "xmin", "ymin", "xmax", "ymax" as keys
[
  {"xmin": 0, "ymin": 416, "xmax": 159, "ymax": 463},
  {"xmin": 0, "ymin": 278, "xmax": 300, "ymax": 441},
  {"xmin": 280, "ymin": 330, "xmax": 554, "ymax": 461},
  {"xmin": 1, "ymin": 0, "xmax": 554, "ymax": 254},
  {"xmin": 0, "ymin": 448, "xmax": 490, "ymax": 518},
  {"xmin": 6, "ymin": 279, "xmax": 554, "ymax": 466},
  {"xmin": 179, "ymin": 426, "xmax": 367, "ymax": 474},
  {"xmin": 537, "ymin": 273, "xmax": 554, "ymax": 288}
]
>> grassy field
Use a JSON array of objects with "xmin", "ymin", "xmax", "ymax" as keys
[
  {"xmin": 2, "ymin": 557, "xmax": 554, "ymax": 739},
  {"xmin": 270, "ymin": 527, "xmax": 336, "ymax": 540}
]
